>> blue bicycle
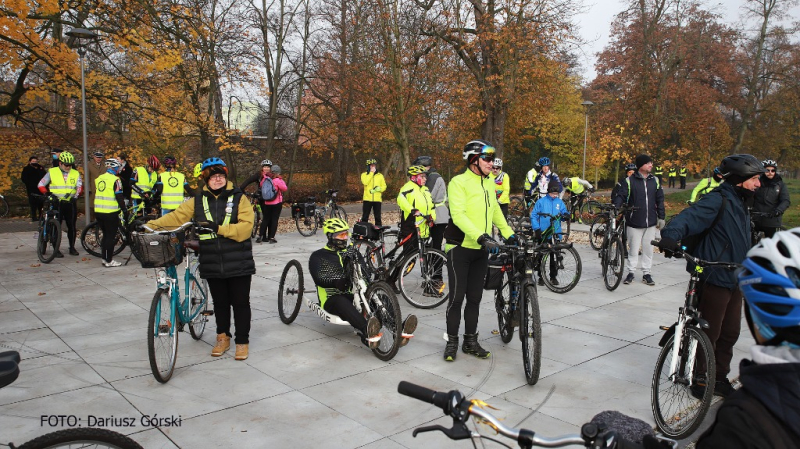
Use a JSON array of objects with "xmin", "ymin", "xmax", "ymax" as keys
[{"xmin": 133, "ymin": 221, "xmax": 211, "ymax": 383}]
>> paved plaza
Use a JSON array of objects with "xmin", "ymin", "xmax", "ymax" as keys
[{"xmin": 0, "ymin": 227, "xmax": 753, "ymax": 448}]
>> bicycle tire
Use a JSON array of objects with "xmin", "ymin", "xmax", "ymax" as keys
[
  {"xmin": 353, "ymin": 239, "xmax": 383, "ymax": 275},
  {"xmin": 0, "ymin": 196, "xmax": 8, "ymax": 218},
  {"xmin": 397, "ymin": 248, "xmax": 449, "ymax": 309},
  {"xmin": 508, "ymin": 196, "xmax": 527, "ymax": 220},
  {"xmin": 495, "ymin": 272, "xmax": 514, "ymax": 344},
  {"xmin": 588, "ymin": 216, "xmax": 607, "ymax": 250},
  {"xmin": 278, "ymin": 260, "xmax": 304, "ymax": 324},
  {"xmin": 37, "ymin": 218, "xmax": 61, "ymax": 264},
  {"xmin": 367, "ymin": 281, "xmax": 401, "ymax": 361},
  {"xmin": 188, "ymin": 261, "xmax": 209, "ymax": 340},
  {"xmin": 520, "ymin": 285, "xmax": 542, "ymax": 385},
  {"xmin": 603, "ymin": 235, "xmax": 625, "ymax": 291},
  {"xmin": 332, "ymin": 205, "xmax": 348, "ymax": 222},
  {"xmin": 652, "ymin": 326, "xmax": 716, "ymax": 439},
  {"xmin": 540, "ymin": 245, "xmax": 582, "ymax": 293},
  {"xmin": 80, "ymin": 222, "xmax": 126, "ymax": 258},
  {"xmin": 16, "ymin": 427, "xmax": 144, "ymax": 449},
  {"xmin": 147, "ymin": 288, "xmax": 178, "ymax": 383},
  {"xmin": 579, "ymin": 200, "xmax": 602, "ymax": 222},
  {"xmin": 295, "ymin": 214, "xmax": 317, "ymax": 237},
  {"xmin": 251, "ymin": 206, "xmax": 262, "ymax": 238}
]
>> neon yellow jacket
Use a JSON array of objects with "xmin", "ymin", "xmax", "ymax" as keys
[
  {"xmin": 448, "ymin": 168, "xmax": 513, "ymax": 249},
  {"xmin": 397, "ymin": 180, "xmax": 435, "ymax": 238},
  {"xmin": 690, "ymin": 177, "xmax": 721, "ymax": 203},
  {"xmin": 361, "ymin": 171, "xmax": 386, "ymax": 202},
  {"xmin": 494, "ymin": 172, "xmax": 510, "ymax": 204}
]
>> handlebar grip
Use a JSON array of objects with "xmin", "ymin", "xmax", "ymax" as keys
[{"xmin": 398, "ymin": 381, "xmax": 450, "ymax": 410}]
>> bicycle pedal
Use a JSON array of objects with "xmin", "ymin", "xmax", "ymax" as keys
[
  {"xmin": 201, "ymin": 310, "xmax": 215, "ymax": 316},
  {"xmin": 659, "ymin": 325, "xmax": 670, "ymax": 331}
]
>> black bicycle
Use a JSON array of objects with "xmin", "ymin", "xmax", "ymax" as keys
[
  {"xmin": 32, "ymin": 194, "xmax": 62, "ymax": 264},
  {"xmin": 595, "ymin": 204, "xmax": 636, "ymax": 291},
  {"xmin": 534, "ymin": 213, "xmax": 582, "ymax": 293},
  {"xmin": 294, "ymin": 189, "xmax": 348, "ymax": 236}
]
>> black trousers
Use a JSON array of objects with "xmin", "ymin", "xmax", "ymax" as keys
[
  {"xmin": 697, "ymin": 281, "xmax": 743, "ymax": 381},
  {"xmin": 499, "ymin": 203, "xmax": 509, "ymax": 219},
  {"xmin": 323, "ymin": 294, "xmax": 367, "ymax": 334},
  {"xmin": 260, "ymin": 203, "xmax": 282, "ymax": 239},
  {"xmin": 429, "ymin": 223, "xmax": 446, "ymax": 251},
  {"xmin": 27, "ymin": 193, "xmax": 41, "ymax": 220},
  {"xmin": 680, "ymin": 176, "xmax": 687, "ymax": 189},
  {"xmin": 95, "ymin": 212, "xmax": 118, "ymax": 263},
  {"xmin": 207, "ymin": 275, "xmax": 252, "ymax": 344},
  {"xmin": 58, "ymin": 200, "xmax": 77, "ymax": 250},
  {"xmin": 668, "ymin": 177, "xmax": 676, "ymax": 188},
  {"xmin": 445, "ymin": 245, "xmax": 488, "ymax": 335},
  {"xmin": 361, "ymin": 201, "xmax": 382, "ymax": 226}
]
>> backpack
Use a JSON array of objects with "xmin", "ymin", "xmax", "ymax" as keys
[
  {"xmin": 260, "ymin": 176, "xmax": 277, "ymax": 201},
  {"xmin": 668, "ymin": 188, "xmax": 727, "ymax": 255}
]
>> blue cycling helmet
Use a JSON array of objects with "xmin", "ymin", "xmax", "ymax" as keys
[
  {"xmin": 738, "ymin": 227, "xmax": 800, "ymax": 347},
  {"xmin": 201, "ymin": 157, "xmax": 226, "ymax": 170},
  {"xmin": 538, "ymin": 157, "xmax": 551, "ymax": 167},
  {"xmin": 713, "ymin": 166, "xmax": 721, "ymax": 176}
]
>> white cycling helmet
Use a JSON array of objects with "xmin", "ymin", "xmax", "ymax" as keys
[
  {"xmin": 261, "ymin": 159, "xmax": 273, "ymax": 167},
  {"xmin": 493, "ymin": 158, "xmax": 503, "ymax": 168}
]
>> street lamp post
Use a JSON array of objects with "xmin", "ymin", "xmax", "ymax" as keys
[
  {"xmin": 66, "ymin": 28, "xmax": 99, "ymax": 227},
  {"xmin": 581, "ymin": 100, "xmax": 594, "ymax": 180}
]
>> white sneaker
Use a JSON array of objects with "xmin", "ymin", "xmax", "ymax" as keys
[{"xmin": 103, "ymin": 260, "xmax": 122, "ymax": 268}]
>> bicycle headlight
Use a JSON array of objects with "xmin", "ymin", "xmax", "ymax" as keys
[{"xmin": 156, "ymin": 268, "xmax": 167, "ymax": 285}]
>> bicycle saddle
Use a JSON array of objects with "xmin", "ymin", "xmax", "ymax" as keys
[
  {"xmin": 0, "ymin": 360, "xmax": 19, "ymax": 389},
  {"xmin": 0, "ymin": 351, "xmax": 21, "ymax": 364}
]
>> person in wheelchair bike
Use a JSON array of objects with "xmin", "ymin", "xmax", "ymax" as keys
[
  {"xmin": 308, "ymin": 218, "xmax": 418, "ymax": 349},
  {"xmin": 531, "ymin": 179, "xmax": 569, "ymax": 285}
]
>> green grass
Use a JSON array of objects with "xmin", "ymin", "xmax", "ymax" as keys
[{"xmin": 664, "ymin": 178, "xmax": 799, "ymax": 229}]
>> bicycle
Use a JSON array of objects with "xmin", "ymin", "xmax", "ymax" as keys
[
  {"xmin": 507, "ymin": 193, "xmax": 539, "ymax": 228},
  {"xmin": 533, "ymin": 213, "xmax": 582, "ymax": 293},
  {"xmin": 0, "ymin": 193, "xmax": 8, "ymax": 217},
  {"xmin": 32, "ymin": 193, "xmax": 62, "ymax": 264},
  {"xmin": 596, "ymin": 204, "xmax": 636, "ymax": 291},
  {"xmin": 352, "ymin": 215, "xmax": 448, "ymax": 309},
  {"xmin": 565, "ymin": 189, "xmax": 602, "ymax": 224},
  {"xmin": 294, "ymin": 189, "xmax": 348, "ymax": 236},
  {"xmin": 397, "ymin": 381, "xmax": 678, "ymax": 449},
  {"xmin": 0, "ymin": 351, "xmax": 144, "ymax": 449},
  {"xmin": 277, "ymin": 247, "xmax": 406, "ymax": 361},
  {"xmin": 132, "ymin": 222, "xmax": 211, "ymax": 383},
  {"xmin": 488, "ymin": 233, "xmax": 542, "ymax": 385},
  {"xmin": 245, "ymin": 192, "xmax": 262, "ymax": 239},
  {"xmin": 649, "ymin": 242, "xmax": 741, "ymax": 439},
  {"xmin": 80, "ymin": 202, "xmax": 158, "ymax": 261}
]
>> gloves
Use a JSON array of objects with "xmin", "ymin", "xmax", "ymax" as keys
[
  {"xmin": 370, "ymin": 186, "xmax": 379, "ymax": 193},
  {"xmin": 589, "ymin": 187, "xmax": 595, "ymax": 193},
  {"xmin": 561, "ymin": 212, "xmax": 571, "ymax": 221},
  {"xmin": 477, "ymin": 234, "xmax": 500, "ymax": 254},
  {"xmin": 656, "ymin": 237, "xmax": 679, "ymax": 258},
  {"xmin": 656, "ymin": 218, "xmax": 666, "ymax": 230},
  {"xmin": 410, "ymin": 208, "xmax": 421, "ymax": 217},
  {"xmin": 197, "ymin": 221, "xmax": 219, "ymax": 233},
  {"xmin": 505, "ymin": 234, "xmax": 519, "ymax": 246},
  {"xmin": 534, "ymin": 230, "xmax": 542, "ymax": 242}
]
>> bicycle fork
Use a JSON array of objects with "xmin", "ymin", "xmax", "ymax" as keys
[{"xmin": 667, "ymin": 315, "xmax": 699, "ymax": 386}]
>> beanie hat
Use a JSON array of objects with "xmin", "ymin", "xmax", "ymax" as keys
[
  {"xmin": 635, "ymin": 154, "xmax": 652, "ymax": 169},
  {"xmin": 547, "ymin": 179, "xmax": 560, "ymax": 193},
  {"xmin": 271, "ymin": 164, "xmax": 282, "ymax": 174}
]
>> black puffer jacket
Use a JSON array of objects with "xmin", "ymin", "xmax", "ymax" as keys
[
  {"xmin": 194, "ymin": 188, "xmax": 255, "ymax": 279},
  {"xmin": 612, "ymin": 171, "xmax": 664, "ymax": 228},
  {"xmin": 753, "ymin": 174, "xmax": 790, "ymax": 228},
  {"xmin": 660, "ymin": 182, "xmax": 750, "ymax": 289}
]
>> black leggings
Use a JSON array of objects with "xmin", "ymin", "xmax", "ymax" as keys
[
  {"xmin": 58, "ymin": 200, "xmax": 77, "ymax": 250},
  {"xmin": 445, "ymin": 245, "xmax": 488, "ymax": 335},
  {"xmin": 361, "ymin": 201, "xmax": 382, "ymax": 226},
  {"xmin": 429, "ymin": 223, "xmax": 446, "ymax": 251},
  {"xmin": 260, "ymin": 203, "xmax": 282, "ymax": 239},
  {"xmin": 95, "ymin": 212, "xmax": 118, "ymax": 263},
  {"xmin": 324, "ymin": 294, "xmax": 367, "ymax": 334},
  {"xmin": 207, "ymin": 275, "xmax": 252, "ymax": 344}
]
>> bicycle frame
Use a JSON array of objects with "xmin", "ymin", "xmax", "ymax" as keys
[
  {"xmin": 369, "ymin": 216, "xmax": 429, "ymax": 280},
  {"xmin": 306, "ymin": 251, "xmax": 374, "ymax": 325},
  {"xmin": 665, "ymin": 265, "xmax": 705, "ymax": 385}
]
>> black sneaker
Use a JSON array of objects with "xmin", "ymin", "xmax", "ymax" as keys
[
  {"xmin": 268, "ymin": 238, "xmax": 277, "ymax": 244},
  {"xmin": 537, "ymin": 277, "xmax": 545, "ymax": 286},
  {"xmin": 643, "ymin": 274, "xmax": 655, "ymax": 286},
  {"xmin": 690, "ymin": 384, "xmax": 706, "ymax": 400},
  {"xmin": 69, "ymin": 247, "xmax": 79, "ymax": 256},
  {"xmin": 714, "ymin": 378, "xmax": 736, "ymax": 398},
  {"xmin": 623, "ymin": 273, "xmax": 634, "ymax": 284},
  {"xmin": 256, "ymin": 236, "xmax": 263, "ymax": 243},
  {"xmin": 365, "ymin": 316, "xmax": 382, "ymax": 349},
  {"xmin": 54, "ymin": 251, "xmax": 64, "ymax": 258},
  {"xmin": 549, "ymin": 278, "xmax": 559, "ymax": 286}
]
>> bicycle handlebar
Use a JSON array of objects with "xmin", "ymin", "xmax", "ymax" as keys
[
  {"xmin": 140, "ymin": 221, "xmax": 215, "ymax": 234},
  {"xmin": 651, "ymin": 240, "xmax": 741, "ymax": 270}
]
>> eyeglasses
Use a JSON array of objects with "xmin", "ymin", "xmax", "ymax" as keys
[
  {"xmin": 209, "ymin": 174, "xmax": 226, "ymax": 180},
  {"xmin": 765, "ymin": 169, "xmax": 775, "ymax": 173},
  {"xmin": 492, "ymin": 167, "xmax": 501, "ymax": 170},
  {"xmin": 479, "ymin": 153, "xmax": 495, "ymax": 162}
]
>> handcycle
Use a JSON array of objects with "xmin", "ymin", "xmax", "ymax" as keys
[
  {"xmin": 595, "ymin": 204, "xmax": 636, "ymax": 291},
  {"xmin": 352, "ymin": 215, "xmax": 448, "ymax": 309},
  {"xmin": 397, "ymin": 381, "xmax": 678, "ymax": 448},
  {"xmin": 649, "ymin": 241, "xmax": 741, "ymax": 439},
  {"xmin": 131, "ymin": 221, "xmax": 211, "ymax": 383},
  {"xmin": 488, "ymin": 230, "xmax": 542, "ymax": 385},
  {"xmin": 277, "ymin": 246, "xmax": 407, "ymax": 361},
  {"xmin": 31, "ymin": 194, "xmax": 62, "ymax": 264},
  {"xmin": 294, "ymin": 189, "xmax": 348, "ymax": 236},
  {"xmin": 533, "ymin": 213, "xmax": 582, "ymax": 293},
  {"xmin": 0, "ymin": 350, "xmax": 144, "ymax": 449},
  {"xmin": 244, "ymin": 192, "xmax": 262, "ymax": 239}
]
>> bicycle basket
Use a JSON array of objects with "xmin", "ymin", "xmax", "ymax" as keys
[
  {"xmin": 130, "ymin": 231, "xmax": 186, "ymax": 268},
  {"xmin": 484, "ymin": 254, "xmax": 509, "ymax": 290}
]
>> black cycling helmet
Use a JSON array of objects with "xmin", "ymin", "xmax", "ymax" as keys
[
  {"xmin": 720, "ymin": 154, "xmax": 765, "ymax": 185},
  {"xmin": 624, "ymin": 163, "xmax": 636, "ymax": 172},
  {"xmin": 462, "ymin": 140, "xmax": 495, "ymax": 162},
  {"xmin": 412, "ymin": 156, "xmax": 433, "ymax": 167}
]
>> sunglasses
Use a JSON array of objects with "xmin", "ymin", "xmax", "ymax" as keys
[
  {"xmin": 492, "ymin": 166, "xmax": 501, "ymax": 170},
  {"xmin": 765, "ymin": 169, "xmax": 775, "ymax": 173},
  {"xmin": 478, "ymin": 153, "xmax": 495, "ymax": 162}
]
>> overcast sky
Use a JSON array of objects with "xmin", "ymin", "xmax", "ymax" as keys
[{"xmin": 574, "ymin": 0, "xmax": 800, "ymax": 83}]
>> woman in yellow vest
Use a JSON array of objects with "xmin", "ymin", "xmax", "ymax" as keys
[
  {"xmin": 94, "ymin": 159, "xmax": 128, "ymax": 267},
  {"xmin": 131, "ymin": 155, "xmax": 160, "ymax": 216},
  {"xmin": 154, "ymin": 155, "xmax": 194, "ymax": 216},
  {"xmin": 397, "ymin": 165, "xmax": 435, "ymax": 259},
  {"xmin": 37, "ymin": 151, "xmax": 83, "ymax": 257},
  {"xmin": 361, "ymin": 158, "xmax": 387, "ymax": 225}
]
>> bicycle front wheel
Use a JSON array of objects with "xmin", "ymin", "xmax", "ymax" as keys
[
  {"xmin": 278, "ymin": 260, "xmax": 304, "ymax": 324},
  {"xmin": 652, "ymin": 326, "xmax": 716, "ymax": 439},
  {"xmin": 295, "ymin": 213, "xmax": 317, "ymax": 236},
  {"xmin": 188, "ymin": 264, "xmax": 210, "ymax": 340},
  {"xmin": 367, "ymin": 281, "xmax": 402, "ymax": 361},
  {"xmin": 579, "ymin": 200, "xmax": 602, "ymax": 222},
  {"xmin": 37, "ymin": 218, "xmax": 61, "ymax": 264},
  {"xmin": 16, "ymin": 427, "xmax": 144, "ymax": 449},
  {"xmin": 353, "ymin": 239, "xmax": 383, "ymax": 275},
  {"xmin": 332, "ymin": 205, "xmax": 348, "ymax": 222},
  {"xmin": 397, "ymin": 248, "xmax": 449, "ymax": 309},
  {"xmin": 494, "ymin": 272, "xmax": 514, "ymax": 344},
  {"xmin": 540, "ymin": 246, "xmax": 582, "ymax": 293},
  {"xmin": 603, "ymin": 235, "xmax": 625, "ymax": 291},
  {"xmin": 520, "ymin": 285, "xmax": 542, "ymax": 385},
  {"xmin": 147, "ymin": 288, "xmax": 178, "ymax": 383},
  {"xmin": 588, "ymin": 216, "xmax": 607, "ymax": 250},
  {"xmin": 251, "ymin": 206, "xmax": 262, "ymax": 238}
]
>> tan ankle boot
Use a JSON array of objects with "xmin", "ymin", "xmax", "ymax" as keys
[
  {"xmin": 211, "ymin": 333, "xmax": 230, "ymax": 356},
  {"xmin": 234, "ymin": 344, "xmax": 248, "ymax": 360}
]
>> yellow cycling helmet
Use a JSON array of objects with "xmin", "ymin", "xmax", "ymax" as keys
[
  {"xmin": 323, "ymin": 218, "xmax": 350, "ymax": 250},
  {"xmin": 58, "ymin": 151, "xmax": 75, "ymax": 165},
  {"xmin": 193, "ymin": 163, "xmax": 202, "ymax": 178},
  {"xmin": 407, "ymin": 165, "xmax": 428, "ymax": 176}
]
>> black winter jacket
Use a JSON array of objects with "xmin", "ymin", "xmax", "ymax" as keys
[
  {"xmin": 697, "ymin": 358, "xmax": 800, "ymax": 448},
  {"xmin": 612, "ymin": 171, "xmax": 664, "ymax": 228},
  {"xmin": 194, "ymin": 188, "xmax": 255, "ymax": 279},
  {"xmin": 660, "ymin": 182, "xmax": 750, "ymax": 289},
  {"xmin": 753, "ymin": 174, "xmax": 791, "ymax": 228}
]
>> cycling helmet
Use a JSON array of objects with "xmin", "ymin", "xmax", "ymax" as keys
[
  {"xmin": 201, "ymin": 157, "xmax": 226, "ymax": 170},
  {"xmin": 163, "ymin": 155, "xmax": 177, "ymax": 167},
  {"xmin": 412, "ymin": 156, "xmax": 432, "ymax": 167},
  {"xmin": 719, "ymin": 154, "xmax": 765, "ymax": 184},
  {"xmin": 104, "ymin": 158, "xmax": 121, "ymax": 172},
  {"xmin": 624, "ymin": 163, "xmax": 637, "ymax": 172},
  {"xmin": 738, "ymin": 227, "xmax": 800, "ymax": 347},
  {"xmin": 762, "ymin": 159, "xmax": 778, "ymax": 169},
  {"xmin": 193, "ymin": 163, "xmax": 202, "ymax": 178},
  {"xmin": 58, "ymin": 151, "xmax": 75, "ymax": 165},
  {"xmin": 538, "ymin": 157, "xmax": 551, "ymax": 167},
  {"xmin": 147, "ymin": 155, "xmax": 160, "ymax": 170},
  {"xmin": 366, "ymin": 158, "xmax": 377, "ymax": 166},
  {"xmin": 261, "ymin": 159, "xmax": 272, "ymax": 167},
  {"xmin": 562, "ymin": 177, "xmax": 572, "ymax": 186},
  {"xmin": 407, "ymin": 165, "xmax": 428, "ymax": 176},
  {"xmin": 713, "ymin": 166, "xmax": 721, "ymax": 176},
  {"xmin": 323, "ymin": 218, "xmax": 350, "ymax": 250},
  {"xmin": 462, "ymin": 140, "xmax": 495, "ymax": 161},
  {"xmin": 200, "ymin": 157, "xmax": 228, "ymax": 181},
  {"xmin": 493, "ymin": 158, "xmax": 503, "ymax": 168}
]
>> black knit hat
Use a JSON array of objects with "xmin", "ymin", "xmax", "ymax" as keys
[
  {"xmin": 547, "ymin": 179, "xmax": 560, "ymax": 193},
  {"xmin": 635, "ymin": 154, "xmax": 652, "ymax": 169}
]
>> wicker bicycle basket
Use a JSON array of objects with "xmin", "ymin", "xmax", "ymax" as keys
[{"xmin": 130, "ymin": 231, "xmax": 186, "ymax": 268}]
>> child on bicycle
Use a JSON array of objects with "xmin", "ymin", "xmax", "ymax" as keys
[
  {"xmin": 308, "ymin": 218, "xmax": 417, "ymax": 349},
  {"xmin": 531, "ymin": 180, "xmax": 569, "ymax": 285}
]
